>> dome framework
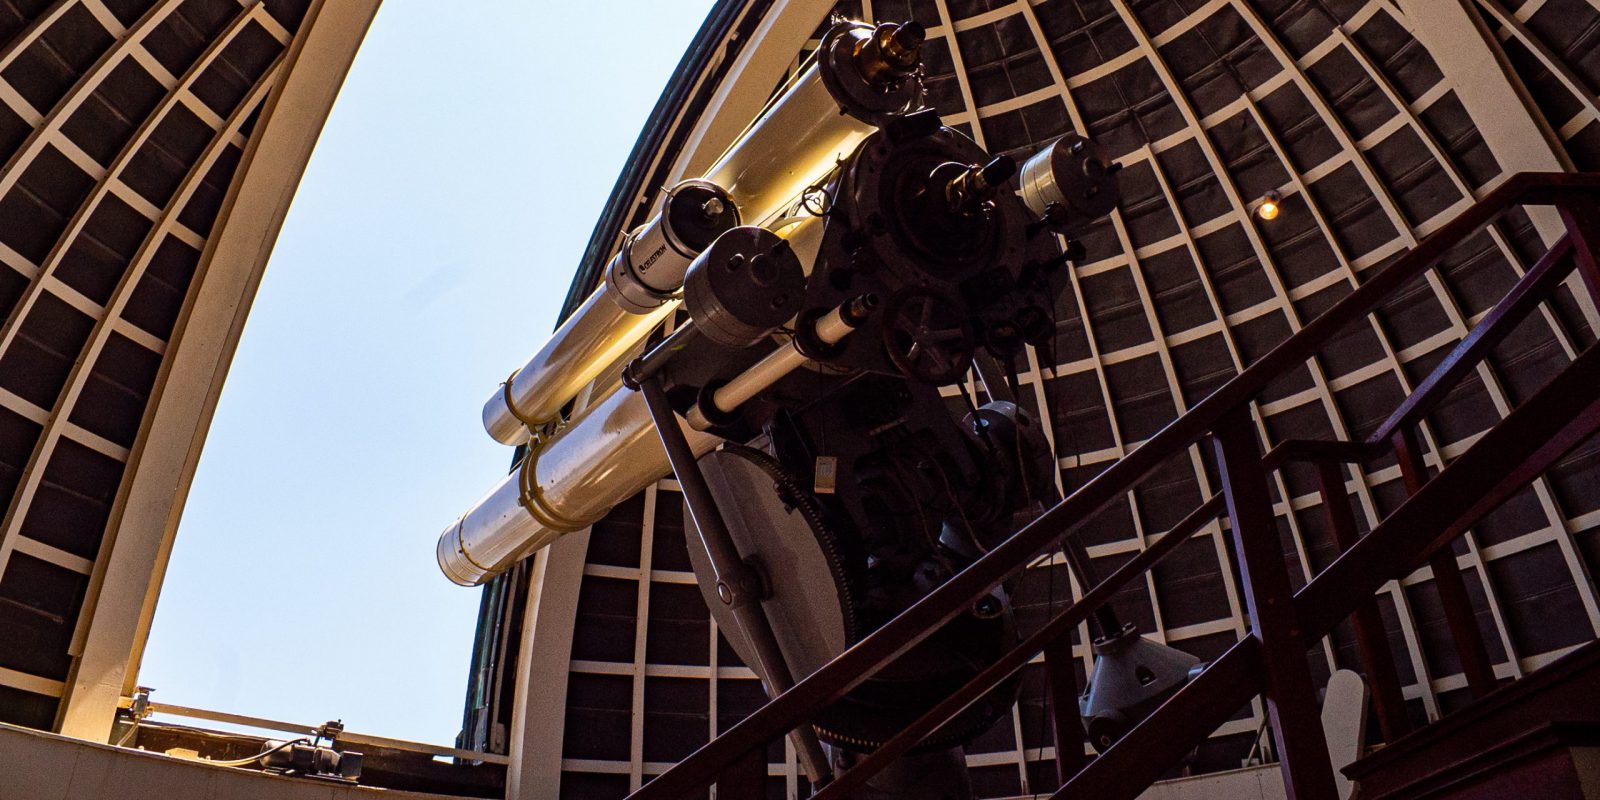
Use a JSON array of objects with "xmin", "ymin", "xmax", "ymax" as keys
[{"xmin": 0, "ymin": 0, "xmax": 377, "ymax": 745}]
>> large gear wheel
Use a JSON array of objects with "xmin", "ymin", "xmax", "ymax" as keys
[{"xmin": 688, "ymin": 445, "xmax": 864, "ymax": 683}]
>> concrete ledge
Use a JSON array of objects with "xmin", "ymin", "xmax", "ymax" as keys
[{"xmin": 0, "ymin": 722, "xmax": 460, "ymax": 800}]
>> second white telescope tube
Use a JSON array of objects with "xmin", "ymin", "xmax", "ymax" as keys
[
  {"xmin": 481, "ymin": 180, "xmax": 738, "ymax": 444},
  {"xmin": 443, "ymin": 381, "xmax": 723, "ymax": 585}
]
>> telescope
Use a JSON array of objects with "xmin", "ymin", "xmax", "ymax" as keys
[
  {"xmin": 478, "ymin": 21, "xmax": 922, "ymax": 445},
  {"xmin": 437, "ymin": 18, "xmax": 1193, "ymax": 796}
]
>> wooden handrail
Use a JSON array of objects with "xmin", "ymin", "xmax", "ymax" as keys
[
  {"xmin": 1262, "ymin": 437, "xmax": 1372, "ymax": 472},
  {"xmin": 1258, "ymin": 230, "xmax": 1583, "ymax": 708},
  {"xmin": 1057, "ymin": 342, "xmax": 1600, "ymax": 800},
  {"xmin": 628, "ymin": 171, "xmax": 1600, "ymax": 800},
  {"xmin": 1294, "ymin": 343, "xmax": 1600, "ymax": 642},
  {"xmin": 1373, "ymin": 235, "xmax": 1575, "ymax": 441},
  {"xmin": 1263, "ymin": 232, "xmax": 1577, "ymax": 473}
]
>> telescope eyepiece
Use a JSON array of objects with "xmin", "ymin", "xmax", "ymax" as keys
[
  {"xmin": 941, "ymin": 156, "xmax": 1017, "ymax": 215},
  {"xmin": 856, "ymin": 21, "xmax": 926, "ymax": 86},
  {"xmin": 879, "ymin": 21, "xmax": 925, "ymax": 69},
  {"xmin": 977, "ymin": 155, "xmax": 1017, "ymax": 188}
]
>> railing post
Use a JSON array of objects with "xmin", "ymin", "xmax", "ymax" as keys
[
  {"xmin": 1392, "ymin": 427, "xmax": 1498, "ymax": 700},
  {"xmin": 1043, "ymin": 634, "xmax": 1087, "ymax": 789},
  {"xmin": 1213, "ymin": 408, "xmax": 1338, "ymax": 800},
  {"xmin": 1558, "ymin": 198, "xmax": 1600, "ymax": 306},
  {"xmin": 1313, "ymin": 460, "xmax": 1411, "ymax": 741}
]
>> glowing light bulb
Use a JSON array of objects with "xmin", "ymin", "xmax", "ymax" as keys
[{"xmin": 1256, "ymin": 191, "xmax": 1281, "ymax": 221}]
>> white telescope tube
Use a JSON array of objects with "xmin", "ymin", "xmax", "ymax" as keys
[
  {"xmin": 483, "ymin": 291, "xmax": 676, "ymax": 445},
  {"xmin": 482, "ymin": 82, "xmax": 857, "ymax": 445},
  {"xmin": 686, "ymin": 298, "xmax": 871, "ymax": 430},
  {"xmin": 705, "ymin": 62, "xmax": 875, "ymax": 226},
  {"xmin": 481, "ymin": 180, "xmax": 738, "ymax": 445},
  {"xmin": 704, "ymin": 20, "xmax": 924, "ymax": 224},
  {"xmin": 442, "ymin": 384, "xmax": 722, "ymax": 585}
]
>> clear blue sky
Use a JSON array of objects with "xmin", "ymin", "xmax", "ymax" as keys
[{"xmin": 140, "ymin": 0, "xmax": 716, "ymax": 747}]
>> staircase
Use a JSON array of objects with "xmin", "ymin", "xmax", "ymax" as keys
[
  {"xmin": 624, "ymin": 171, "xmax": 1600, "ymax": 800},
  {"xmin": 1342, "ymin": 640, "xmax": 1600, "ymax": 800}
]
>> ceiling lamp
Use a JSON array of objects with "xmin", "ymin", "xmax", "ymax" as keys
[{"xmin": 1256, "ymin": 190, "xmax": 1281, "ymax": 221}]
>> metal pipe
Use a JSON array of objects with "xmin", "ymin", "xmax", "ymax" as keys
[
  {"xmin": 622, "ymin": 321, "xmax": 701, "ymax": 390},
  {"xmin": 481, "ymin": 180, "xmax": 736, "ymax": 444},
  {"xmin": 685, "ymin": 295, "xmax": 874, "ymax": 430},
  {"xmin": 704, "ymin": 21, "xmax": 922, "ymax": 225},
  {"xmin": 439, "ymin": 381, "xmax": 722, "ymax": 586},
  {"xmin": 639, "ymin": 376, "xmax": 832, "ymax": 784}
]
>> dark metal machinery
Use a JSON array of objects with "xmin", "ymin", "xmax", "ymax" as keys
[
  {"xmin": 612, "ymin": 19, "xmax": 1142, "ymax": 793},
  {"xmin": 621, "ymin": 172, "xmax": 1600, "ymax": 800},
  {"xmin": 439, "ymin": 15, "xmax": 1216, "ymax": 795}
]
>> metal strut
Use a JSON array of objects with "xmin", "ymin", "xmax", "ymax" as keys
[
  {"xmin": 636, "ymin": 370, "xmax": 833, "ymax": 785},
  {"xmin": 972, "ymin": 351, "xmax": 1121, "ymax": 639}
]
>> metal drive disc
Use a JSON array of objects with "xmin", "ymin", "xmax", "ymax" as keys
[
  {"xmin": 687, "ymin": 445, "xmax": 1016, "ymax": 752},
  {"xmin": 688, "ymin": 445, "xmax": 863, "ymax": 683}
]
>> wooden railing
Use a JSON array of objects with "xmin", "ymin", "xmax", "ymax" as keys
[{"xmin": 627, "ymin": 171, "xmax": 1600, "ymax": 800}]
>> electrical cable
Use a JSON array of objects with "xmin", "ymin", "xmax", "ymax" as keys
[
  {"xmin": 205, "ymin": 737, "xmax": 310, "ymax": 768},
  {"xmin": 1027, "ymin": 237, "xmax": 1077, "ymax": 775}
]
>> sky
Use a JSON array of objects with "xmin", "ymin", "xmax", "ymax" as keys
[{"xmin": 138, "ymin": 0, "xmax": 716, "ymax": 747}]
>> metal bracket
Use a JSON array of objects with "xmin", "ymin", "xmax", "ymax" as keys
[{"xmin": 636, "ymin": 375, "xmax": 832, "ymax": 785}]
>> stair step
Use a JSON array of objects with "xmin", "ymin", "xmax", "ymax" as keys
[{"xmin": 1343, "ymin": 641, "xmax": 1600, "ymax": 799}]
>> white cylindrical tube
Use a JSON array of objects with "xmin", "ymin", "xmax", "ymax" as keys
[
  {"xmin": 606, "ymin": 180, "xmax": 740, "ymax": 313},
  {"xmin": 706, "ymin": 62, "xmax": 875, "ymax": 225},
  {"xmin": 442, "ymin": 385, "xmax": 722, "ymax": 585},
  {"xmin": 481, "ymin": 181, "xmax": 737, "ymax": 445},
  {"xmin": 477, "ymin": 20, "xmax": 925, "ymax": 447},
  {"xmin": 702, "ymin": 20, "xmax": 923, "ymax": 225},
  {"xmin": 685, "ymin": 301, "xmax": 863, "ymax": 430},
  {"xmin": 477, "ymin": 18, "xmax": 926, "ymax": 445},
  {"xmin": 481, "ymin": 291, "xmax": 676, "ymax": 445},
  {"xmin": 1018, "ymin": 133, "xmax": 1120, "ymax": 223}
]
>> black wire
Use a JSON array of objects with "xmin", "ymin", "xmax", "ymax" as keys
[
  {"xmin": 208, "ymin": 738, "xmax": 311, "ymax": 768},
  {"xmin": 1027, "ymin": 228, "xmax": 1082, "ymax": 772}
]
